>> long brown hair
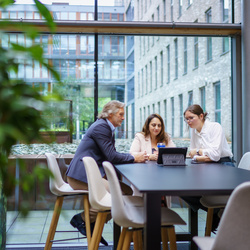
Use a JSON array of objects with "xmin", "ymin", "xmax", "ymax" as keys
[{"xmin": 141, "ymin": 113, "xmax": 170, "ymax": 145}]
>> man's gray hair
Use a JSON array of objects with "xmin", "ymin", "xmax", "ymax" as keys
[{"xmin": 98, "ymin": 100, "xmax": 125, "ymax": 119}]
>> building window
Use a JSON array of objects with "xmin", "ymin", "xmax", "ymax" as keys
[
  {"xmin": 206, "ymin": 9, "xmax": 212, "ymax": 62},
  {"xmin": 141, "ymin": 0, "xmax": 143, "ymax": 19},
  {"xmin": 160, "ymin": 51, "xmax": 163, "ymax": 86},
  {"xmin": 222, "ymin": 0, "xmax": 229, "ymax": 53},
  {"xmin": 179, "ymin": 94, "xmax": 183, "ymax": 137},
  {"xmin": 223, "ymin": 37, "xmax": 229, "ymax": 53},
  {"xmin": 145, "ymin": 64, "xmax": 148, "ymax": 94},
  {"xmin": 1, "ymin": 11, "xmax": 9, "ymax": 19},
  {"xmin": 158, "ymin": 101, "xmax": 161, "ymax": 114},
  {"xmin": 152, "ymin": 103, "xmax": 155, "ymax": 113},
  {"xmin": 183, "ymin": 37, "xmax": 187, "ymax": 75},
  {"xmin": 171, "ymin": 97, "xmax": 174, "ymax": 136},
  {"xmin": 174, "ymin": 38, "xmax": 178, "ymax": 79},
  {"xmin": 188, "ymin": 91, "xmax": 193, "ymax": 106},
  {"xmin": 200, "ymin": 87, "xmax": 206, "ymax": 111},
  {"xmin": 222, "ymin": 0, "xmax": 229, "ymax": 22},
  {"xmin": 167, "ymin": 45, "xmax": 170, "ymax": 83},
  {"xmin": 144, "ymin": 106, "xmax": 146, "ymax": 121},
  {"xmin": 155, "ymin": 56, "xmax": 157, "ymax": 89},
  {"xmin": 138, "ymin": 71, "xmax": 140, "ymax": 98},
  {"xmin": 171, "ymin": 0, "xmax": 174, "ymax": 22},
  {"xmin": 214, "ymin": 82, "xmax": 221, "ymax": 123},
  {"xmin": 163, "ymin": 0, "xmax": 166, "ymax": 22},
  {"xmin": 194, "ymin": 36, "xmax": 199, "ymax": 68},
  {"xmin": 179, "ymin": 0, "xmax": 182, "ymax": 17},
  {"xmin": 150, "ymin": 61, "xmax": 152, "ymax": 92},
  {"xmin": 151, "ymin": 14, "xmax": 154, "ymax": 46},
  {"xmin": 143, "ymin": 36, "xmax": 145, "ymax": 55},
  {"xmin": 141, "ymin": 68, "xmax": 144, "ymax": 96},
  {"xmin": 164, "ymin": 99, "xmax": 167, "ymax": 130},
  {"xmin": 147, "ymin": 105, "xmax": 150, "ymax": 116},
  {"xmin": 140, "ymin": 108, "xmax": 142, "ymax": 129},
  {"xmin": 145, "ymin": 0, "xmax": 147, "ymax": 13}
]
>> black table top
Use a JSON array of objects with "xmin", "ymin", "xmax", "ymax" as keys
[{"xmin": 115, "ymin": 159, "xmax": 250, "ymax": 196}]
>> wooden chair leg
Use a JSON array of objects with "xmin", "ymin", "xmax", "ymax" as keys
[
  {"xmin": 161, "ymin": 227, "xmax": 169, "ymax": 250},
  {"xmin": 95, "ymin": 212, "xmax": 108, "ymax": 250},
  {"xmin": 82, "ymin": 195, "xmax": 91, "ymax": 246},
  {"xmin": 138, "ymin": 230, "xmax": 143, "ymax": 250},
  {"xmin": 122, "ymin": 230, "xmax": 133, "ymax": 250},
  {"xmin": 133, "ymin": 230, "xmax": 142, "ymax": 250},
  {"xmin": 44, "ymin": 196, "xmax": 64, "ymax": 250},
  {"xmin": 167, "ymin": 226, "xmax": 177, "ymax": 250},
  {"xmin": 205, "ymin": 208, "xmax": 214, "ymax": 236},
  {"xmin": 117, "ymin": 227, "xmax": 127, "ymax": 250},
  {"xmin": 89, "ymin": 212, "xmax": 107, "ymax": 250}
]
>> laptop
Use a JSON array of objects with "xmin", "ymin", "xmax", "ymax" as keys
[{"xmin": 157, "ymin": 147, "xmax": 188, "ymax": 166}]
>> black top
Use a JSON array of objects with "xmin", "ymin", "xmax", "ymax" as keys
[{"xmin": 115, "ymin": 159, "xmax": 250, "ymax": 196}]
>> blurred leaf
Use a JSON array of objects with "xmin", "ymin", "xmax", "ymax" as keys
[
  {"xmin": 34, "ymin": 0, "xmax": 56, "ymax": 33},
  {"xmin": 0, "ymin": 0, "xmax": 14, "ymax": 8}
]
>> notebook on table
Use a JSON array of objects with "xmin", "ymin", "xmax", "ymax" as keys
[{"xmin": 157, "ymin": 147, "xmax": 188, "ymax": 166}]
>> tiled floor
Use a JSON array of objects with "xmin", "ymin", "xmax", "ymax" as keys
[{"xmin": 6, "ymin": 207, "xmax": 215, "ymax": 249}]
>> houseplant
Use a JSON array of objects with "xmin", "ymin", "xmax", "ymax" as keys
[{"xmin": 0, "ymin": 0, "xmax": 61, "ymax": 248}]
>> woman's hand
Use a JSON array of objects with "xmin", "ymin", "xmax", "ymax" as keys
[
  {"xmin": 149, "ymin": 152, "xmax": 158, "ymax": 161},
  {"xmin": 189, "ymin": 149, "xmax": 197, "ymax": 158}
]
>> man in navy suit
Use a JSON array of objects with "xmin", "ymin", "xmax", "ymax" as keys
[{"xmin": 66, "ymin": 100, "xmax": 148, "ymax": 245}]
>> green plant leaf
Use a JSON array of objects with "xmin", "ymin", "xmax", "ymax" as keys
[
  {"xmin": 0, "ymin": 0, "xmax": 14, "ymax": 8},
  {"xmin": 34, "ymin": 0, "xmax": 56, "ymax": 33}
]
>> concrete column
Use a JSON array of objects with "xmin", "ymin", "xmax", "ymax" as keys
[{"xmin": 242, "ymin": 0, "xmax": 250, "ymax": 153}]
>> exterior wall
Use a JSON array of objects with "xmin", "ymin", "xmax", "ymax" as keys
[{"xmin": 132, "ymin": 0, "xmax": 240, "ymax": 141}]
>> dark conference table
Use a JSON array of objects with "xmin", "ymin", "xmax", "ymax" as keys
[{"xmin": 115, "ymin": 159, "xmax": 250, "ymax": 250}]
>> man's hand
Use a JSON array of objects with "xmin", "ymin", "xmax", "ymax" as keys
[{"xmin": 133, "ymin": 151, "xmax": 149, "ymax": 163}]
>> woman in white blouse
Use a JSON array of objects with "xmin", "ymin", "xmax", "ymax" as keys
[
  {"xmin": 184, "ymin": 104, "xmax": 234, "ymax": 165},
  {"xmin": 130, "ymin": 113, "xmax": 175, "ymax": 161},
  {"xmin": 182, "ymin": 104, "xmax": 234, "ymax": 233}
]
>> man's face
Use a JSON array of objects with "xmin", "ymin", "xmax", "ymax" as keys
[{"xmin": 108, "ymin": 108, "xmax": 125, "ymax": 127}]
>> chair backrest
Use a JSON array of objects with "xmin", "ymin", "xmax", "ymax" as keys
[
  {"xmin": 45, "ymin": 153, "xmax": 65, "ymax": 195},
  {"xmin": 212, "ymin": 181, "xmax": 250, "ymax": 250},
  {"xmin": 102, "ymin": 161, "xmax": 134, "ymax": 227},
  {"xmin": 82, "ymin": 157, "xmax": 111, "ymax": 211},
  {"xmin": 238, "ymin": 152, "xmax": 250, "ymax": 170}
]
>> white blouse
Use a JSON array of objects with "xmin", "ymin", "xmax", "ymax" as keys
[{"xmin": 190, "ymin": 119, "xmax": 233, "ymax": 162}]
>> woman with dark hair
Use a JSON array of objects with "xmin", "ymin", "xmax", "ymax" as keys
[
  {"xmin": 184, "ymin": 104, "xmax": 233, "ymax": 164},
  {"xmin": 130, "ymin": 114, "xmax": 175, "ymax": 205},
  {"xmin": 130, "ymin": 113, "xmax": 175, "ymax": 161},
  {"xmin": 182, "ymin": 104, "xmax": 234, "ymax": 233}
]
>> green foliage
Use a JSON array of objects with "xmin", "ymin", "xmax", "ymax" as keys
[{"xmin": 0, "ymin": 0, "xmax": 61, "ymax": 221}]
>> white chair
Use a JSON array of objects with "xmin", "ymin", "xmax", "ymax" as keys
[
  {"xmin": 193, "ymin": 181, "xmax": 250, "ymax": 250},
  {"xmin": 103, "ymin": 160, "xmax": 186, "ymax": 250},
  {"xmin": 200, "ymin": 152, "xmax": 250, "ymax": 236},
  {"xmin": 44, "ymin": 153, "xmax": 91, "ymax": 250},
  {"xmin": 82, "ymin": 156, "xmax": 144, "ymax": 250}
]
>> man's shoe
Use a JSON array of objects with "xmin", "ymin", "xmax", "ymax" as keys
[
  {"xmin": 70, "ymin": 213, "xmax": 108, "ymax": 246},
  {"xmin": 70, "ymin": 213, "xmax": 87, "ymax": 236}
]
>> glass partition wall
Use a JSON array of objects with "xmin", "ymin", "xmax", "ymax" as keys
[{"xmin": 2, "ymin": 0, "xmax": 241, "ymax": 247}]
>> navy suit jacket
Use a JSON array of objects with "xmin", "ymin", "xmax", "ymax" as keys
[{"xmin": 66, "ymin": 118, "xmax": 134, "ymax": 183}]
